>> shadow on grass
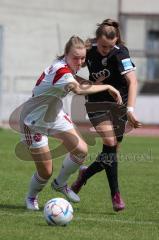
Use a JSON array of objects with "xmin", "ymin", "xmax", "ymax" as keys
[
  {"xmin": 0, "ymin": 203, "xmax": 44, "ymax": 212},
  {"xmin": 0, "ymin": 204, "xmax": 26, "ymax": 210}
]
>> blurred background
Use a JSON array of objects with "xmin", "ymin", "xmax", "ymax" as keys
[{"xmin": 0, "ymin": 0, "xmax": 159, "ymax": 126}]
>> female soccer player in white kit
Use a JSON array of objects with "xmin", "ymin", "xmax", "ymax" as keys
[{"xmin": 20, "ymin": 36, "xmax": 122, "ymax": 210}]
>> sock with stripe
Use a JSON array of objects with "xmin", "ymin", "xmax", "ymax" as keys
[
  {"xmin": 27, "ymin": 172, "xmax": 49, "ymax": 198},
  {"xmin": 55, "ymin": 153, "xmax": 84, "ymax": 187}
]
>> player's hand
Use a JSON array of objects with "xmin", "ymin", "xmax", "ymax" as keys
[
  {"xmin": 107, "ymin": 86, "xmax": 123, "ymax": 105},
  {"xmin": 127, "ymin": 111, "xmax": 142, "ymax": 128}
]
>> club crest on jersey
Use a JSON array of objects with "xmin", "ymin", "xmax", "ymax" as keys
[
  {"xmin": 87, "ymin": 60, "xmax": 92, "ymax": 66},
  {"xmin": 92, "ymin": 68, "xmax": 110, "ymax": 81},
  {"xmin": 33, "ymin": 133, "xmax": 42, "ymax": 142},
  {"xmin": 64, "ymin": 74, "xmax": 70, "ymax": 79},
  {"xmin": 101, "ymin": 57, "xmax": 107, "ymax": 66}
]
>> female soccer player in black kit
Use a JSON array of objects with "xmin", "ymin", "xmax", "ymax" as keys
[{"xmin": 71, "ymin": 19, "xmax": 141, "ymax": 211}]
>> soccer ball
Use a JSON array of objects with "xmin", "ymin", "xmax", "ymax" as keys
[{"xmin": 44, "ymin": 198, "xmax": 73, "ymax": 226}]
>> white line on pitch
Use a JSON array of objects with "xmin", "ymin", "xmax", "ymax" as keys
[
  {"xmin": 75, "ymin": 216, "xmax": 158, "ymax": 226},
  {"xmin": 0, "ymin": 212, "xmax": 158, "ymax": 226}
]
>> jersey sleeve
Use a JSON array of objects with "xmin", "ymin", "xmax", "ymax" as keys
[
  {"xmin": 115, "ymin": 46, "xmax": 136, "ymax": 75},
  {"xmin": 53, "ymin": 67, "xmax": 76, "ymax": 86}
]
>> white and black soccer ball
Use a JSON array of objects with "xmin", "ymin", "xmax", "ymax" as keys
[{"xmin": 44, "ymin": 198, "xmax": 73, "ymax": 226}]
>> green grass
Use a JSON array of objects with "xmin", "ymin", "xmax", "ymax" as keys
[{"xmin": 0, "ymin": 128, "xmax": 159, "ymax": 240}]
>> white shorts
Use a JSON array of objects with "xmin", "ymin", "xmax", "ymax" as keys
[{"xmin": 20, "ymin": 112, "xmax": 74, "ymax": 148}]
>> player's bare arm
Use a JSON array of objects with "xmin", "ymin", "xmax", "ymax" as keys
[
  {"xmin": 125, "ymin": 71, "xmax": 142, "ymax": 128},
  {"xmin": 66, "ymin": 81, "xmax": 123, "ymax": 104}
]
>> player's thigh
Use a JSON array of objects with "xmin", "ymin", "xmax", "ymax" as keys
[
  {"xmin": 95, "ymin": 120, "xmax": 117, "ymax": 146},
  {"xmin": 53, "ymin": 128, "xmax": 88, "ymax": 156},
  {"xmin": 30, "ymin": 146, "xmax": 53, "ymax": 177}
]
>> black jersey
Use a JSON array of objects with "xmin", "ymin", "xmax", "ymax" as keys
[{"xmin": 86, "ymin": 44, "xmax": 136, "ymax": 103}]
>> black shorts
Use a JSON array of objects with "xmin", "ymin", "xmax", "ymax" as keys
[{"xmin": 85, "ymin": 102, "xmax": 127, "ymax": 142}]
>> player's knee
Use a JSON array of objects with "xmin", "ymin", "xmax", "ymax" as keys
[
  {"xmin": 103, "ymin": 138, "xmax": 117, "ymax": 146},
  {"xmin": 79, "ymin": 143, "xmax": 88, "ymax": 158},
  {"xmin": 38, "ymin": 169, "xmax": 53, "ymax": 180},
  {"xmin": 75, "ymin": 140, "xmax": 88, "ymax": 154},
  {"xmin": 72, "ymin": 145, "xmax": 88, "ymax": 164}
]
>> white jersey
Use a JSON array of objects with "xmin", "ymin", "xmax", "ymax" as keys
[
  {"xmin": 20, "ymin": 59, "xmax": 76, "ymax": 136},
  {"xmin": 33, "ymin": 59, "xmax": 75, "ymax": 97}
]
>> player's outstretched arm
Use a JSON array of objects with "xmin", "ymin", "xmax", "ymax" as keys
[{"xmin": 67, "ymin": 81, "xmax": 123, "ymax": 104}]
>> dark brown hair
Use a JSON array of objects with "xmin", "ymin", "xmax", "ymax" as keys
[{"xmin": 95, "ymin": 19, "xmax": 124, "ymax": 44}]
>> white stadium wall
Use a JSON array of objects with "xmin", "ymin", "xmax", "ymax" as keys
[
  {"xmin": 121, "ymin": 0, "xmax": 159, "ymax": 14},
  {"xmin": 0, "ymin": 0, "xmax": 159, "ymax": 126},
  {"xmin": 0, "ymin": 0, "xmax": 118, "ymax": 126},
  {"xmin": 64, "ymin": 95, "xmax": 159, "ymax": 125}
]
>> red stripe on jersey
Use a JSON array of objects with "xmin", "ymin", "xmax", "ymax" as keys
[
  {"xmin": 53, "ymin": 67, "xmax": 71, "ymax": 85},
  {"xmin": 35, "ymin": 72, "xmax": 45, "ymax": 86},
  {"xmin": 64, "ymin": 114, "xmax": 73, "ymax": 124}
]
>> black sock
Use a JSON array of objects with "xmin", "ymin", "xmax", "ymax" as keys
[
  {"xmin": 83, "ymin": 160, "xmax": 104, "ymax": 182},
  {"xmin": 102, "ymin": 144, "xmax": 119, "ymax": 198},
  {"xmin": 82, "ymin": 145, "xmax": 119, "ymax": 197}
]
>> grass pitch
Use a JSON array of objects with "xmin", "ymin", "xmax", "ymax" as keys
[{"xmin": 0, "ymin": 128, "xmax": 159, "ymax": 240}]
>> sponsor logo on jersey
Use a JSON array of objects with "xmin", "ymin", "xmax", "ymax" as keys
[
  {"xmin": 92, "ymin": 68, "xmax": 110, "ymax": 81},
  {"xmin": 122, "ymin": 58, "xmax": 133, "ymax": 71},
  {"xmin": 101, "ymin": 57, "xmax": 107, "ymax": 66}
]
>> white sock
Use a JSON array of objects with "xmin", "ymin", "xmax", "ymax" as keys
[
  {"xmin": 27, "ymin": 172, "xmax": 49, "ymax": 198},
  {"xmin": 55, "ymin": 153, "xmax": 83, "ymax": 186}
]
